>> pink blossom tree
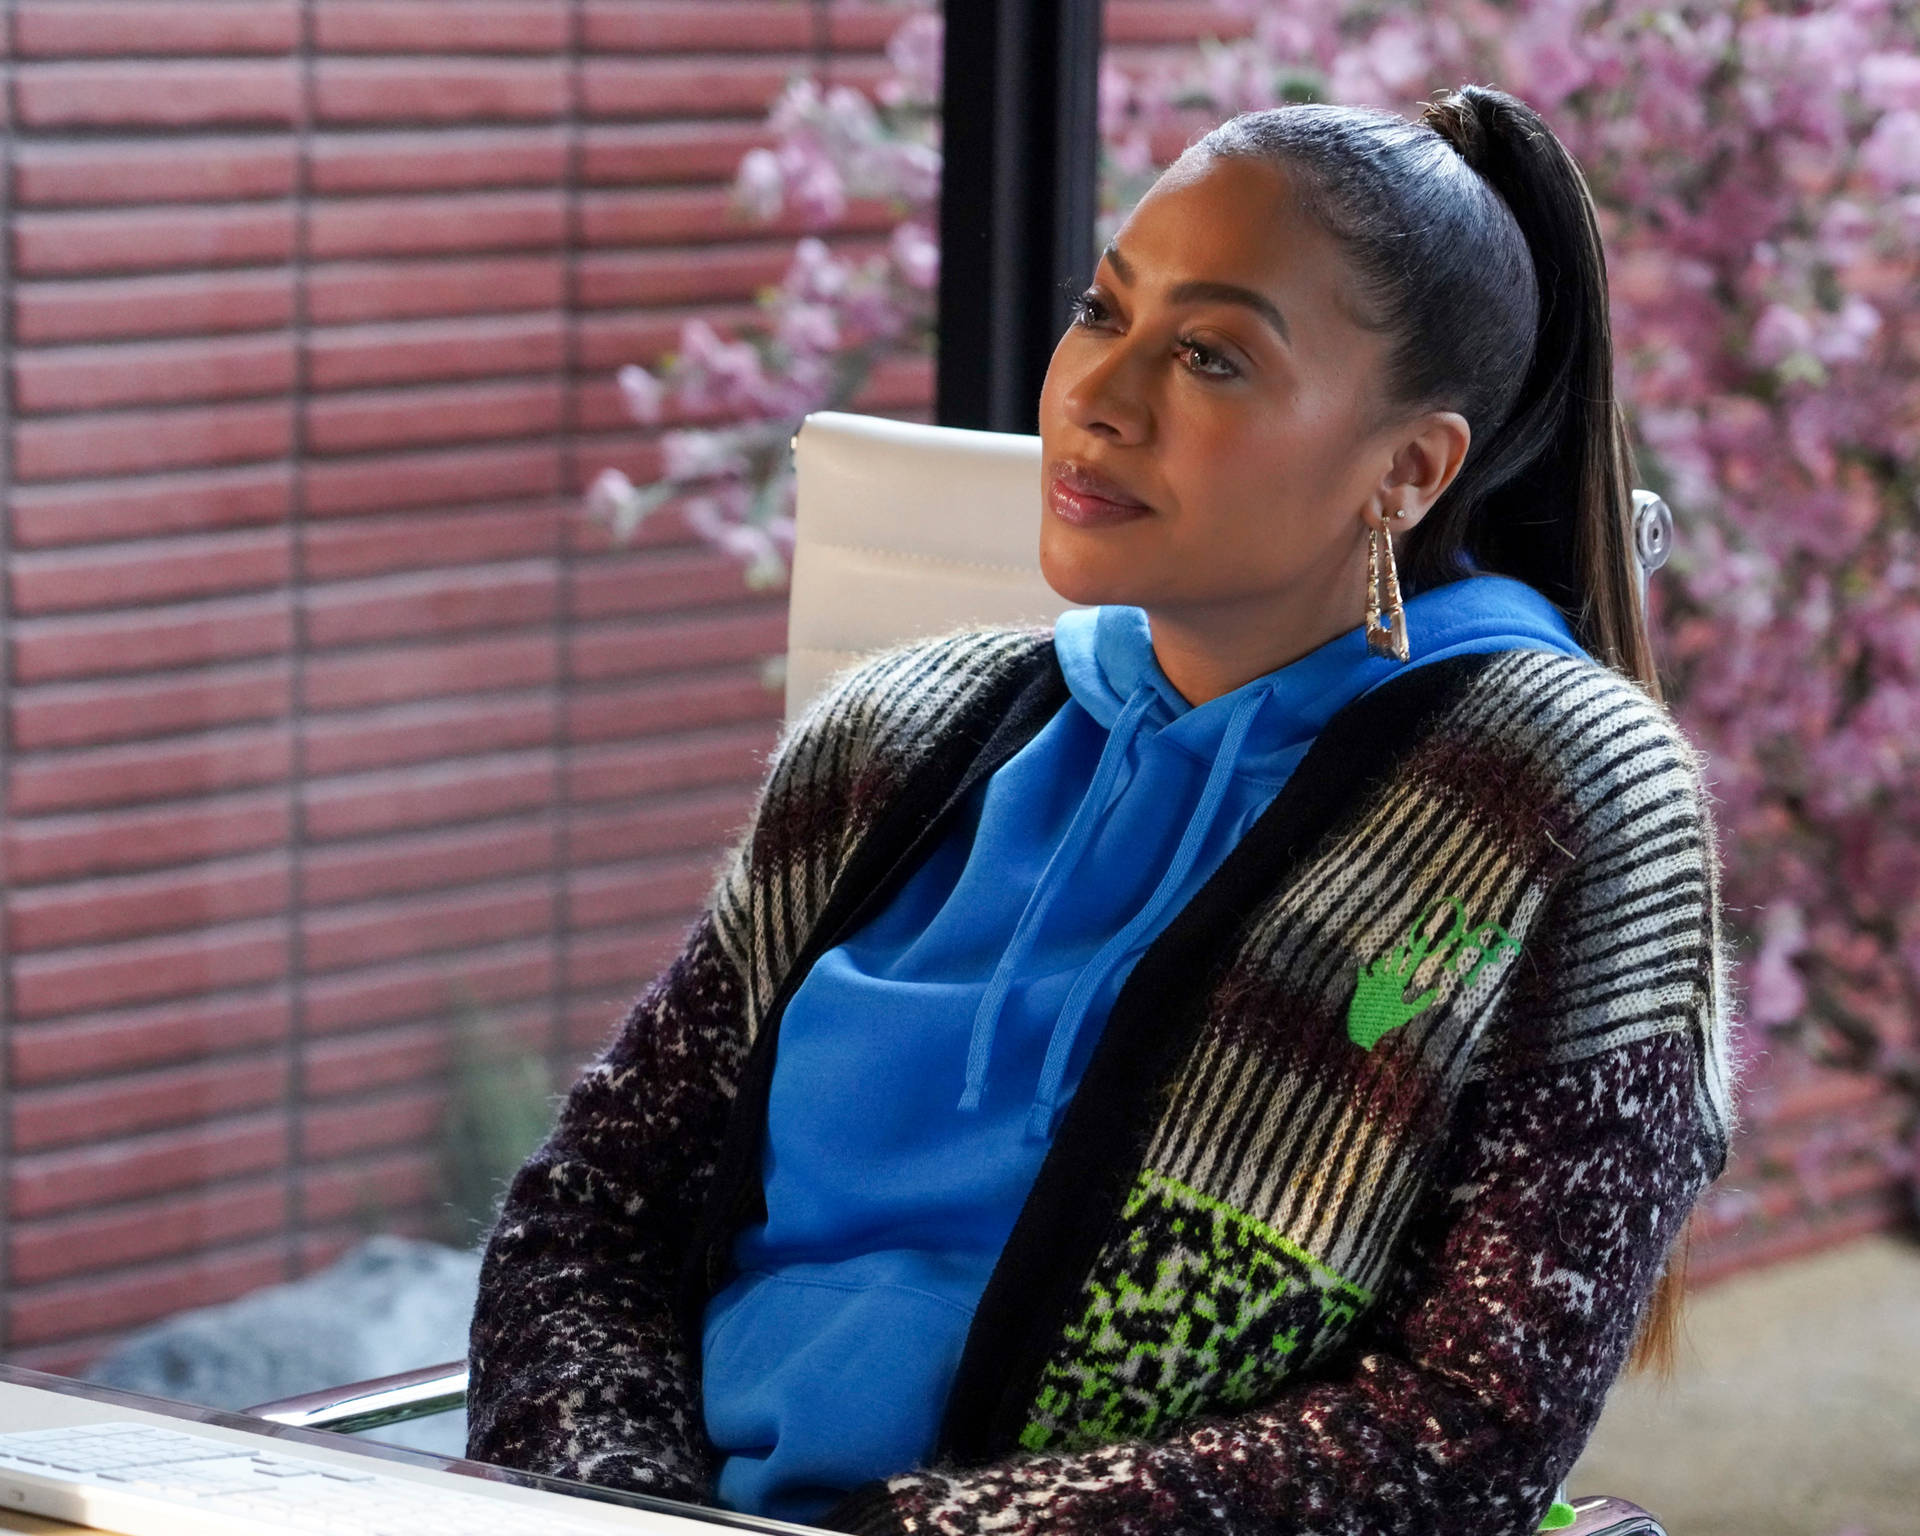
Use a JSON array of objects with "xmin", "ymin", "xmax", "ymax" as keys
[
  {"xmin": 598, "ymin": 0, "xmax": 1920, "ymax": 1220},
  {"xmin": 586, "ymin": 12, "xmax": 941, "ymax": 589}
]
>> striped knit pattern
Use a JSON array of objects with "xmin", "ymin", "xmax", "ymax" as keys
[
  {"xmin": 709, "ymin": 627, "xmax": 1053, "ymax": 1038},
  {"xmin": 1014, "ymin": 648, "xmax": 1732, "ymax": 1454},
  {"xmin": 468, "ymin": 628, "xmax": 1734, "ymax": 1536}
]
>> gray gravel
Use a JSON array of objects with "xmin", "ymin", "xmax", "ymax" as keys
[
  {"xmin": 85, "ymin": 1236, "xmax": 477, "ymax": 1456},
  {"xmin": 1572, "ymin": 1233, "xmax": 1920, "ymax": 1536}
]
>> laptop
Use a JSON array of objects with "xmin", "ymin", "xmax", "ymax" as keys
[{"xmin": 0, "ymin": 1364, "xmax": 817, "ymax": 1536}]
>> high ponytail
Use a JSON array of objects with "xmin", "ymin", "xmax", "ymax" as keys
[
  {"xmin": 1426, "ymin": 88, "xmax": 1685, "ymax": 1373},
  {"xmin": 1418, "ymin": 86, "xmax": 1656, "ymax": 695},
  {"xmin": 1194, "ymin": 88, "xmax": 1681, "ymax": 1370},
  {"xmin": 1194, "ymin": 87, "xmax": 1658, "ymax": 697}
]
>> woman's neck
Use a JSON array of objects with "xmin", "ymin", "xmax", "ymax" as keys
[{"xmin": 1145, "ymin": 567, "xmax": 1370, "ymax": 707}]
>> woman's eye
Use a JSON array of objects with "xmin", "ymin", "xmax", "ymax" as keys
[
  {"xmin": 1068, "ymin": 290, "xmax": 1110, "ymax": 327},
  {"xmin": 1177, "ymin": 336, "xmax": 1240, "ymax": 380}
]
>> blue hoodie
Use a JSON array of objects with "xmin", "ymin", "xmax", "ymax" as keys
[{"xmin": 699, "ymin": 576, "xmax": 1588, "ymax": 1522}]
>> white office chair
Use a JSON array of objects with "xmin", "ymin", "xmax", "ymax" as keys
[
  {"xmin": 780, "ymin": 411, "xmax": 1080, "ymax": 720},
  {"xmin": 248, "ymin": 410, "xmax": 1675, "ymax": 1536}
]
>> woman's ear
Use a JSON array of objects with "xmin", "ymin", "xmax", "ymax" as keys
[{"xmin": 1374, "ymin": 409, "xmax": 1471, "ymax": 531}]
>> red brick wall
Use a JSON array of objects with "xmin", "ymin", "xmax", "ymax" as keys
[
  {"xmin": 0, "ymin": 0, "xmax": 1252, "ymax": 1375},
  {"xmin": 3, "ymin": 0, "xmax": 1900, "ymax": 1379}
]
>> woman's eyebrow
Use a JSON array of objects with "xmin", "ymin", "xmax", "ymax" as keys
[{"xmin": 1101, "ymin": 240, "xmax": 1291, "ymax": 347}]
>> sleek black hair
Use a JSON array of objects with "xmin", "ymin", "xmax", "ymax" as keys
[{"xmin": 1193, "ymin": 86, "xmax": 1654, "ymax": 691}]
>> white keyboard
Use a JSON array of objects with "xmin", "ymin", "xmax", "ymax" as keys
[{"xmin": 0, "ymin": 1420, "xmax": 689, "ymax": 1535}]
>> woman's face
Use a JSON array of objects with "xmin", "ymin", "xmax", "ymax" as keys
[{"xmin": 1037, "ymin": 152, "xmax": 1464, "ymax": 653}]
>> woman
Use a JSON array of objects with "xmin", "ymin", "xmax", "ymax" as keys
[{"xmin": 468, "ymin": 85, "xmax": 1735, "ymax": 1536}]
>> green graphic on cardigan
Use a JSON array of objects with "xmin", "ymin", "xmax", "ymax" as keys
[
  {"xmin": 1018, "ymin": 1171, "xmax": 1372, "ymax": 1454},
  {"xmin": 1347, "ymin": 895, "xmax": 1521, "ymax": 1050}
]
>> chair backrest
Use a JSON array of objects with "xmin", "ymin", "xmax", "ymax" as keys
[
  {"xmin": 785, "ymin": 410, "xmax": 1673, "ymax": 723},
  {"xmin": 785, "ymin": 411, "xmax": 1069, "ymax": 722}
]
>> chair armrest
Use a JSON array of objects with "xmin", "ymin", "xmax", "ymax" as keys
[
  {"xmin": 245, "ymin": 1361, "xmax": 468, "ymax": 1435},
  {"xmin": 242, "ymin": 1364, "xmax": 1665, "ymax": 1536},
  {"xmin": 1566, "ymin": 1495, "xmax": 1668, "ymax": 1536}
]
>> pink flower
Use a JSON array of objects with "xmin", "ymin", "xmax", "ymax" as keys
[
  {"xmin": 676, "ymin": 319, "xmax": 769, "ymax": 414},
  {"xmin": 1895, "ymin": 193, "xmax": 1920, "ymax": 245},
  {"xmin": 786, "ymin": 150, "xmax": 847, "ymax": 227},
  {"xmin": 1749, "ymin": 904, "xmax": 1809, "ymax": 1028},
  {"xmin": 1099, "ymin": 60, "xmax": 1135, "ymax": 140},
  {"xmin": 904, "ymin": 140, "xmax": 942, "ymax": 204},
  {"xmin": 733, "ymin": 147, "xmax": 785, "ymax": 222},
  {"xmin": 837, "ymin": 280, "xmax": 909, "ymax": 351},
  {"xmin": 882, "ymin": 12, "xmax": 943, "ymax": 108},
  {"xmin": 777, "ymin": 301, "xmax": 840, "ymax": 357},
  {"xmin": 1329, "ymin": 21, "xmax": 1436, "ymax": 107},
  {"xmin": 584, "ymin": 467, "xmax": 634, "ymax": 523},
  {"xmin": 889, "ymin": 220, "xmax": 939, "ymax": 291},
  {"xmin": 1815, "ymin": 200, "xmax": 1876, "ymax": 267},
  {"xmin": 783, "ymin": 237, "xmax": 850, "ymax": 304},
  {"xmin": 684, "ymin": 492, "xmax": 789, "ymax": 590},
  {"xmin": 767, "ymin": 78, "xmax": 821, "ymax": 139},
  {"xmin": 1861, "ymin": 52, "xmax": 1920, "ymax": 111},
  {"xmin": 661, "ymin": 430, "xmax": 745, "ymax": 482},
  {"xmin": 1248, "ymin": 8, "xmax": 1321, "ymax": 63},
  {"xmin": 1741, "ymin": 11, "xmax": 1870, "ymax": 145},
  {"xmin": 1109, "ymin": 130, "xmax": 1155, "ymax": 178},
  {"xmin": 1860, "ymin": 108, "xmax": 1920, "ymax": 191},
  {"xmin": 1812, "ymin": 296, "xmax": 1882, "ymax": 366},
  {"xmin": 1505, "ymin": 0, "xmax": 1595, "ymax": 111},
  {"xmin": 821, "ymin": 84, "xmax": 881, "ymax": 147},
  {"xmin": 616, "ymin": 364, "xmax": 664, "ymax": 424},
  {"xmin": 1750, "ymin": 304, "xmax": 1815, "ymax": 369}
]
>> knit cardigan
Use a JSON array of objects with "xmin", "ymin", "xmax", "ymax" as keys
[{"xmin": 467, "ymin": 625, "xmax": 1736, "ymax": 1536}]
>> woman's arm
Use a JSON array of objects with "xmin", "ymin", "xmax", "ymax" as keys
[
  {"xmin": 463, "ymin": 629, "xmax": 1029, "ymax": 1494},
  {"xmin": 464, "ymin": 909, "xmax": 750, "ymax": 1498},
  {"xmin": 824, "ymin": 1026, "xmax": 1716, "ymax": 1536}
]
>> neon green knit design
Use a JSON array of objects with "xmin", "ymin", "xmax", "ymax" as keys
[
  {"xmin": 1019, "ymin": 1171, "xmax": 1372, "ymax": 1454},
  {"xmin": 1347, "ymin": 895, "xmax": 1520, "ymax": 1050}
]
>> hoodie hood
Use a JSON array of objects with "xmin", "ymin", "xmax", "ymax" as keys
[
  {"xmin": 1055, "ymin": 573, "xmax": 1586, "ymax": 777},
  {"xmin": 958, "ymin": 574, "xmax": 1588, "ymax": 1136}
]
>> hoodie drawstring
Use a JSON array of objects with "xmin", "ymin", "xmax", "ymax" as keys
[
  {"xmin": 1023, "ymin": 686, "xmax": 1268, "ymax": 1140},
  {"xmin": 955, "ymin": 686, "xmax": 1157, "ymax": 1113},
  {"xmin": 957, "ymin": 681, "xmax": 1273, "ymax": 1135}
]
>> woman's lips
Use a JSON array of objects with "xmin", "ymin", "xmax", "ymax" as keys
[{"xmin": 1048, "ymin": 462, "xmax": 1153, "ymax": 527}]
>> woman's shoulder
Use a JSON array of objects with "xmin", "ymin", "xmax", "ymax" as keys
[
  {"xmin": 1442, "ymin": 650, "xmax": 1736, "ymax": 1157},
  {"xmin": 768, "ymin": 623, "xmax": 1057, "ymax": 788},
  {"xmin": 1435, "ymin": 647, "xmax": 1710, "ymax": 845}
]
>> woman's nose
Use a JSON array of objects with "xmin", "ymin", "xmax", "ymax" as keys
[{"xmin": 1060, "ymin": 336, "xmax": 1150, "ymax": 444}]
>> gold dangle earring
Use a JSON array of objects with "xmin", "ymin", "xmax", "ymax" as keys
[{"xmin": 1365, "ymin": 509, "xmax": 1410, "ymax": 662}]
